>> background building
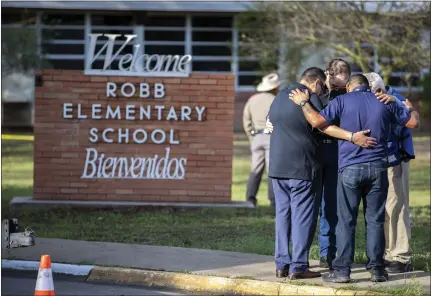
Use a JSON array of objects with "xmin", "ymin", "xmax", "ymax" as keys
[{"xmin": 1, "ymin": 1, "xmax": 428, "ymax": 130}]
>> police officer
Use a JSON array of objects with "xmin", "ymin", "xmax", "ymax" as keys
[{"xmin": 243, "ymin": 73, "xmax": 279, "ymax": 207}]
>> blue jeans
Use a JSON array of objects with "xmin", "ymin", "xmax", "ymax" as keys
[
  {"xmin": 332, "ymin": 160, "xmax": 389, "ymax": 276},
  {"xmin": 273, "ymin": 178, "xmax": 320, "ymax": 273},
  {"xmin": 318, "ymin": 143, "xmax": 338, "ymax": 258}
]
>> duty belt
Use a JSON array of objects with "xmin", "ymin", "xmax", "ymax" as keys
[{"xmin": 251, "ymin": 130, "xmax": 265, "ymax": 136}]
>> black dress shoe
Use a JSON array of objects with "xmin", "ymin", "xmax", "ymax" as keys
[
  {"xmin": 369, "ymin": 268, "xmax": 389, "ymax": 282},
  {"xmin": 319, "ymin": 256, "xmax": 334, "ymax": 269},
  {"xmin": 276, "ymin": 269, "xmax": 289, "ymax": 278},
  {"xmin": 386, "ymin": 261, "xmax": 413, "ymax": 274},
  {"xmin": 384, "ymin": 259, "xmax": 391, "ymax": 267},
  {"xmin": 288, "ymin": 269, "xmax": 321, "ymax": 280},
  {"xmin": 322, "ymin": 271, "xmax": 351, "ymax": 283}
]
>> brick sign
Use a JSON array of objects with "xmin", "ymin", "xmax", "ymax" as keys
[{"xmin": 34, "ymin": 70, "xmax": 235, "ymax": 203}]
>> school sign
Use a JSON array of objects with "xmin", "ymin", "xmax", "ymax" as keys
[{"xmin": 33, "ymin": 34, "xmax": 235, "ymax": 203}]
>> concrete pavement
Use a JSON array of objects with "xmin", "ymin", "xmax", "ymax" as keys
[
  {"xmin": 2, "ymin": 238, "xmax": 430, "ymax": 295},
  {"xmin": 2, "ymin": 270, "xmax": 196, "ymax": 295}
]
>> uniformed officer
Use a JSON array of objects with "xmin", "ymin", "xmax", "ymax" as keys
[{"xmin": 243, "ymin": 73, "xmax": 279, "ymax": 207}]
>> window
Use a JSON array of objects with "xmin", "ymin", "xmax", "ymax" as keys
[
  {"xmin": 192, "ymin": 16, "xmax": 232, "ymax": 28},
  {"xmin": 139, "ymin": 15, "xmax": 185, "ymax": 27},
  {"xmin": 1, "ymin": 9, "xmax": 36, "ymax": 25},
  {"xmin": 192, "ymin": 61, "xmax": 231, "ymax": 72},
  {"xmin": 238, "ymin": 75, "xmax": 260, "ymax": 87},
  {"xmin": 146, "ymin": 45, "xmax": 185, "ymax": 55},
  {"xmin": 91, "ymin": 14, "xmax": 134, "ymax": 26},
  {"xmin": 2, "ymin": 11, "xmax": 266, "ymax": 90},
  {"xmin": 145, "ymin": 30, "xmax": 185, "ymax": 42},
  {"xmin": 192, "ymin": 46, "xmax": 231, "ymax": 56}
]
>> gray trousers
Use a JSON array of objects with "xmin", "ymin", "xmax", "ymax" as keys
[{"xmin": 246, "ymin": 134, "xmax": 275, "ymax": 203}]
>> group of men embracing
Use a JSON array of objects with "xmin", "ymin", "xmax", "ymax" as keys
[{"xmin": 242, "ymin": 59, "xmax": 420, "ymax": 283}]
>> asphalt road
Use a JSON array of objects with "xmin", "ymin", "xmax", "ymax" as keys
[{"xmin": 1, "ymin": 270, "xmax": 196, "ymax": 295}]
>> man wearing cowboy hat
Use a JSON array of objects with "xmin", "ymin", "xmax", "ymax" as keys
[{"xmin": 243, "ymin": 73, "xmax": 280, "ymax": 207}]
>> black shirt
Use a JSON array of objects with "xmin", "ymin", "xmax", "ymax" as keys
[
  {"xmin": 317, "ymin": 88, "xmax": 348, "ymax": 142},
  {"xmin": 268, "ymin": 83, "xmax": 324, "ymax": 180}
]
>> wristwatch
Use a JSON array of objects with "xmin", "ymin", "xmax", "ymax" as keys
[{"xmin": 300, "ymin": 100, "xmax": 308, "ymax": 108}]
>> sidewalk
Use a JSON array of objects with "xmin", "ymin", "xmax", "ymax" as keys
[{"xmin": 2, "ymin": 238, "xmax": 430, "ymax": 294}]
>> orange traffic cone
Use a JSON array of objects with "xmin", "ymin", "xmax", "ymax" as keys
[{"xmin": 34, "ymin": 255, "xmax": 55, "ymax": 296}]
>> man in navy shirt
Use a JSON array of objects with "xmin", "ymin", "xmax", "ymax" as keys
[
  {"xmin": 288, "ymin": 74, "xmax": 420, "ymax": 283},
  {"xmin": 268, "ymin": 68, "xmax": 377, "ymax": 280}
]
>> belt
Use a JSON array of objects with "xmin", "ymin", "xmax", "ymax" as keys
[
  {"xmin": 322, "ymin": 139, "xmax": 334, "ymax": 144},
  {"xmin": 251, "ymin": 130, "xmax": 265, "ymax": 136}
]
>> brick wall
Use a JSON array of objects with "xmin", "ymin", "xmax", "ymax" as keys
[{"xmin": 34, "ymin": 70, "xmax": 235, "ymax": 203}]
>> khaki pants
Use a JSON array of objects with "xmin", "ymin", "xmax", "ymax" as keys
[{"xmin": 384, "ymin": 161, "xmax": 412, "ymax": 264}]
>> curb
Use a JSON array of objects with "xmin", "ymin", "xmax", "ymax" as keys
[
  {"xmin": 87, "ymin": 266, "xmax": 384, "ymax": 296},
  {"xmin": 1, "ymin": 259, "xmax": 94, "ymax": 276},
  {"xmin": 2, "ymin": 260, "xmax": 385, "ymax": 295}
]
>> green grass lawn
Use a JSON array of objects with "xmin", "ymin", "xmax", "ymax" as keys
[{"xmin": 2, "ymin": 135, "xmax": 430, "ymax": 272}]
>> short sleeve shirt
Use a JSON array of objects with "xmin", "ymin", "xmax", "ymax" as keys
[
  {"xmin": 319, "ymin": 85, "xmax": 411, "ymax": 172},
  {"xmin": 268, "ymin": 83, "xmax": 323, "ymax": 180}
]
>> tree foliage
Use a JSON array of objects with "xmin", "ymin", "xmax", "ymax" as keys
[{"xmin": 237, "ymin": 1, "xmax": 430, "ymax": 89}]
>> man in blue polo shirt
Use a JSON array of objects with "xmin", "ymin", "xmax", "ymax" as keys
[
  {"xmin": 288, "ymin": 74, "xmax": 420, "ymax": 283},
  {"xmin": 364, "ymin": 72, "xmax": 415, "ymax": 274}
]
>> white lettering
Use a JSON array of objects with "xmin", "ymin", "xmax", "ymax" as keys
[
  {"xmin": 92, "ymin": 104, "xmax": 102, "ymax": 119},
  {"xmin": 81, "ymin": 148, "xmax": 186, "ymax": 179},
  {"xmin": 140, "ymin": 105, "xmax": 151, "ymax": 120},
  {"xmin": 85, "ymin": 34, "xmax": 192, "ymax": 77},
  {"xmin": 151, "ymin": 129, "xmax": 166, "ymax": 145},
  {"xmin": 63, "ymin": 103, "xmax": 73, "ymax": 119},
  {"xmin": 118, "ymin": 53, "xmax": 133, "ymax": 71},
  {"xmin": 166, "ymin": 106, "xmax": 178, "ymax": 121},
  {"xmin": 102, "ymin": 128, "xmax": 114, "ymax": 143},
  {"xmin": 154, "ymin": 105, "xmax": 165, "ymax": 120},
  {"xmin": 195, "ymin": 106, "xmax": 206, "ymax": 121},
  {"xmin": 77, "ymin": 104, "xmax": 87, "ymax": 119},
  {"xmin": 81, "ymin": 148, "xmax": 98, "ymax": 178},
  {"xmin": 106, "ymin": 82, "xmax": 117, "ymax": 97},
  {"xmin": 169, "ymin": 129, "xmax": 180, "ymax": 145},
  {"xmin": 178, "ymin": 55, "xmax": 192, "ymax": 72},
  {"xmin": 89, "ymin": 128, "xmax": 98, "ymax": 143},
  {"xmin": 181, "ymin": 106, "xmax": 192, "ymax": 121},
  {"xmin": 118, "ymin": 128, "xmax": 129, "ymax": 143},
  {"xmin": 121, "ymin": 83, "xmax": 135, "ymax": 98},
  {"xmin": 139, "ymin": 83, "xmax": 150, "ymax": 98},
  {"xmin": 106, "ymin": 105, "xmax": 121, "ymax": 120},
  {"xmin": 125, "ymin": 105, "xmax": 136, "ymax": 120},
  {"xmin": 154, "ymin": 83, "xmax": 165, "ymax": 98},
  {"xmin": 146, "ymin": 54, "xmax": 160, "ymax": 71},
  {"xmin": 133, "ymin": 129, "xmax": 147, "ymax": 144}
]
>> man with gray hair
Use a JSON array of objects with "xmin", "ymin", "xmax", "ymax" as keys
[{"xmin": 363, "ymin": 72, "xmax": 415, "ymax": 274}]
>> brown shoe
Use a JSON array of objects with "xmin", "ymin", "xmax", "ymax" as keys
[
  {"xmin": 276, "ymin": 269, "xmax": 289, "ymax": 278},
  {"xmin": 288, "ymin": 269, "xmax": 321, "ymax": 280}
]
